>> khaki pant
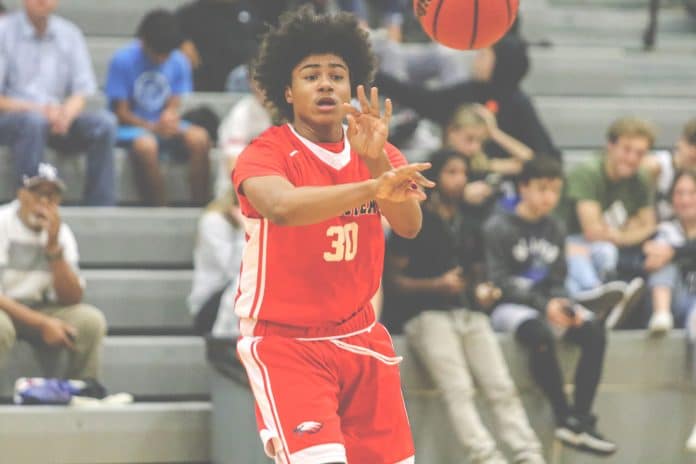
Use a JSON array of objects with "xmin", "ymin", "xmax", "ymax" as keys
[
  {"xmin": 0, "ymin": 303, "xmax": 107, "ymax": 379},
  {"xmin": 405, "ymin": 309, "xmax": 544, "ymax": 464}
]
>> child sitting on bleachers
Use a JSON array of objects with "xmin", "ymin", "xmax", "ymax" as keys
[
  {"xmin": 188, "ymin": 189, "xmax": 244, "ymax": 336},
  {"xmin": 106, "ymin": 9, "xmax": 211, "ymax": 207}
]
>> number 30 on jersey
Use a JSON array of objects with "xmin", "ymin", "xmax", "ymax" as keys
[{"xmin": 323, "ymin": 222, "xmax": 358, "ymax": 262}]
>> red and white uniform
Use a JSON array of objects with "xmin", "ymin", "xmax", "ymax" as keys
[{"xmin": 232, "ymin": 124, "xmax": 414, "ymax": 464}]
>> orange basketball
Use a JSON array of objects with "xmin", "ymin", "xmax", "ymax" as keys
[{"xmin": 414, "ymin": 0, "xmax": 519, "ymax": 50}]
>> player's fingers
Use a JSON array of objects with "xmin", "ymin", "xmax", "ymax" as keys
[
  {"xmin": 384, "ymin": 98, "xmax": 392, "ymax": 126},
  {"xmin": 346, "ymin": 114, "xmax": 357, "ymax": 136},
  {"xmin": 397, "ymin": 162, "xmax": 431, "ymax": 174},
  {"xmin": 412, "ymin": 171, "xmax": 436, "ymax": 188},
  {"xmin": 342, "ymin": 101, "xmax": 359, "ymax": 117},
  {"xmin": 406, "ymin": 187, "xmax": 427, "ymax": 201},
  {"xmin": 370, "ymin": 86, "xmax": 380, "ymax": 115},
  {"xmin": 357, "ymin": 85, "xmax": 370, "ymax": 114}
]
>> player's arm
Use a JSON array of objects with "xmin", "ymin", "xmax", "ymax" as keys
[
  {"xmin": 362, "ymin": 152, "xmax": 423, "ymax": 238},
  {"xmin": 240, "ymin": 162, "xmax": 432, "ymax": 227}
]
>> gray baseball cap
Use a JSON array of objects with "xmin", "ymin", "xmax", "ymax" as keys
[{"xmin": 22, "ymin": 163, "xmax": 66, "ymax": 192}]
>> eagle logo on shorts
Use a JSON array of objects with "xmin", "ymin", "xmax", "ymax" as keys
[{"xmin": 294, "ymin": 421, "xmax": 323, "ymax": 435}]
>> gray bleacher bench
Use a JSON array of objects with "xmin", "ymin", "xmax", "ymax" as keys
[
  {"xmin": 0, "ymin": 402, "xmax": 210, "ymax": 464},
  {"xmin": 83, "ymin": 269, "xmax": 193, "ymax": 333},
  {"xmin": 0, "ymin": 147, "xmax": 222, "ymax": 205},
  {"xmin": 61, "ymin": 207, "xmax": 199, "ymax": 268},
  {"xmin": 0, "ymin": 336, "xmax": 209, "ymax": 399}
]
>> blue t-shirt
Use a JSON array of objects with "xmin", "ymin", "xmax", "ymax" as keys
[{"xmin": 105, "ymin": 41, "xmax": 192, "ymax": 122}]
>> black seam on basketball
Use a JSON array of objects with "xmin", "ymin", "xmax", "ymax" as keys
[
  {"xmin": 469, "ymin": 0, "xmax": 479, "ymax": 48},
  {"xmin": 432, "ymin": 0, "xmax": 445, "ymax": 40},
  {"xmin": 506, "ymin": 0, "xmax": 512, "ymax": 27}
]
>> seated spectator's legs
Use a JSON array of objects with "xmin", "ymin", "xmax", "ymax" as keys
[
  {"xmin": 18, "ymin": 304, "xmax": 107, "ymax": 380},
  {"xmin": 0, "ymin": 111, "xmax": 49, "ymax": 187},
  {"xmin": 62, "ymin": 110, "xmax": 117, "ymax": 206},
  {"xmin": 181, "ymin": 125, "xmax": 211, "ymax": 206},
  {"xmin": 454, "ymin": 310, "xmax": 544, "ymax": 462},
  {"xmin": 564, "ymin": 319, "xmax": 606, "ymax": 420},
  {"xmin": 492, "ymin": 304, "xmax": 570, "ymax": 424},
  {"xmin": 649, "ymin": 263, "xmax": 680, "ymax": 322},
  {"xmin": 0, "ymin": 310, "xmax": 17, "ymax": 369},
  {"xmin": 404, "ymin": 310, "xmax": 503, "ymax": 462},
  {"xmin": 566, "ymin": 235, "xmax": 619, "ymax": 297},
  {"xmin": 126, "ymin": 133, "xmax": 166, "ymax": 206}
]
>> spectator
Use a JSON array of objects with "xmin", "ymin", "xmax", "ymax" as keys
[
  {"xmin": 384, "ymin": 149, "xmax": 545, "ymax": 464},
  {"xmin": 175, "ymin": 0, "xmax": 268, "ymax": 92},
  {"xmin": 0, "ymin": 163, "xmax": 106, "ymax": 380},
  {"xmin": 445, "ymin": 103, "xmax": 533, "ymax": 210},
  {"xmin": 644, "ymin": 170, "xmax": 696, "ymax": 335},
  {"xmin": 0, "ymin": 0, "xmax": 117, "ymax": 206},
  {"xmin": 188, "ymin": 188, "xmax": 244, "ymax": 335},
  {"xmin": 215, "ymin": 77, "xmax": 272, "ymax": 197},
  {"xmin": 484, "ymin": 157, "xmax": 617, "ymax": 456},
  {"xmin": 641, "ymin": 170, "xmax": 696, "ymax": 447},
  {"xmin": 642, "ymin": 118, "xmax": 696, "ymax": 221},
  {"xmin": 106, "ymin": 9, "xmax": 211, "ymax": 206},
  {"xmin": 562, "ymin": 117, "xmax": 656, "ymax": 329},
  {"xmin": 375, "ymin": 34, "xmax": 562, "ymax": 161}
]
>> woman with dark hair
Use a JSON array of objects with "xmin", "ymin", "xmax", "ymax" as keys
[
  {"xmin": 375, "ymin": 34, "xmax": 562, "ymax": 161},
  {"xmin": 232, "ymin": 6, "xmax": 433, "ymax": 463}
]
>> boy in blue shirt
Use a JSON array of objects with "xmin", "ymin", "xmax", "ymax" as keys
[{"xmin": 106, "ymin": 9, "xmax": 210, "ymax": 206}]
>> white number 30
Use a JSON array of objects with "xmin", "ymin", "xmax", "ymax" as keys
[{"xmin": 323, "ymin": 222, "xmax": 359, "ymax": 262}]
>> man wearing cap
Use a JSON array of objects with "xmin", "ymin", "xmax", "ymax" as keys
[
  {"xmin": 0, "ymin": 163, "xmax": 106, "ymax": 380},
  {"xmin": 0, "ymin": 0, "xmax": 117, "ymax": 206}
]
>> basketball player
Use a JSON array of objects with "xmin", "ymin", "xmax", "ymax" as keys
[{"xmin": 232, "ymin": 7, "xmax": 434, "ymax": 464}]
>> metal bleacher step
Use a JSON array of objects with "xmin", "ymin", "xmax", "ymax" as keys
[
  {"xmin": 0, "ymin": 401, "xmax": 210, "ymax": 464},
  {"xmin": 61, "ymin": 207, "xmax": 198, "ymax": 268},
  {"xmin": 83, "ymin": 269, "xmax": 194, "ymax": 333},
  {"xmin": 87, "ymin": 37, "xmax": 696, "ymax": 98},
  {"xmin": 0, "ymin": 336, "xmax": 209, "ymax": 399},
  {"xmin": 0, "ymin": 145, "xmax": 224, "ymax": 206}
]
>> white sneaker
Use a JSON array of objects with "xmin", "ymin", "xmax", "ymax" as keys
[
  {"xmin": 686, "ymin": 423, "xmax": 696, "ymax": 451},
  {"xmin": 648, "ymin": 311, "xmax": 673, "ymax": 335}
]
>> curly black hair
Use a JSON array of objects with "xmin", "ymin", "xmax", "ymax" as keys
[{"xmin": 253, "ymin": 6, "xmax": 376, "ymax": 121}]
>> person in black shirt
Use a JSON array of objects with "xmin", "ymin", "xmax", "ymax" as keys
[
  {"xmin": 176, "ymin": 1, "xmax": 270, "ymax": 91},
  {"xmin": 375, "ymin": 34, "xmax": 561, "ymax": 161},
  {"xmin": 383, "ymin": 149, "xmax": 545, "ymax": 464}
]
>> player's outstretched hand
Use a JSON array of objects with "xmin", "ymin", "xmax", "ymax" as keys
[
  {"xmin": 375, "ymin": 163, "xmax": 435, "ymax": 203},
  {"xmin": 343, "ymin": 85, "xmax": 391, "ymax": 160}
]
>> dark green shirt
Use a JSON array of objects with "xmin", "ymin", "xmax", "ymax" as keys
[{"xmin": 564, "ymin": 156, "xmax": 654, "ymax": 235}]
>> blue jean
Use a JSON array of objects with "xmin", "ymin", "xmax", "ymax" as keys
[
  {"xmin": 649, "ymin": 264, "xmax": 696, "ymax": 334},
  {"xmin": 565, "ymin": 235, "xmax": 619, "ymax": 298},
  {"xmin": 0, "ymin": 109, "xmax": 117, "ymax": 206}
]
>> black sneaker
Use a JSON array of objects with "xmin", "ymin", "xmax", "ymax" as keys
[
  {"xmin": 574, "ymin": 281, "xmax": 626, "ymax": 321},
  {"xmin": 555, "ymin": 415, "xmax": 584, "ymax": 448},
  {"xmin": 605, "ymin": 277, "xmax": 646, "ymax": 329},
  {"xmin": 577, "ymin": 415, "xmax": 617, "ymax": 456}
]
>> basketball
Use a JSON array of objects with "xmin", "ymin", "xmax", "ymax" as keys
[{"xmin": 414, "ymin": 0, "xmax": 519, "ymax": 50}]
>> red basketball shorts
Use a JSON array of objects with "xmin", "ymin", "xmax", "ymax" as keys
[{"xmin": 237, "ymin": 323, "xmax": 415, "ymax": 464}]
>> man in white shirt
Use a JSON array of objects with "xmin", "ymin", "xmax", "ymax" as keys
[{"xmin": 0, "ymin": 163, "xmax": 106, "ymax": 379}]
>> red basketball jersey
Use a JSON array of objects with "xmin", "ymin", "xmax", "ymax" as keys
[{"xmin": 232, "ymin": 124, "xmax": 406, "ymax": 336}]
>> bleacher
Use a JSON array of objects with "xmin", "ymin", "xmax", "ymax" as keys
[{"xmin": 0, "ymin": 0, "xmax": 695, "ymax": 462}]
